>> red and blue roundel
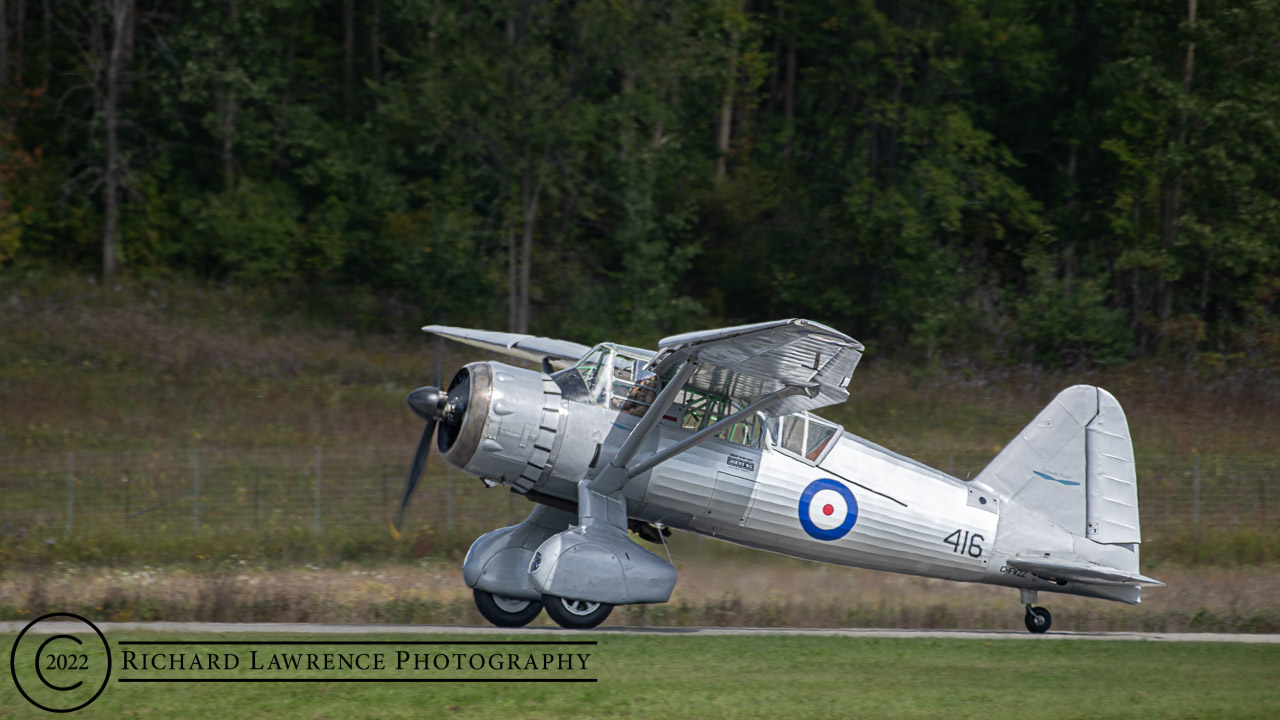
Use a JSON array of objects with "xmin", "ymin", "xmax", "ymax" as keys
[{"xmin": 799, "ymin": 478, "xmax": 858, "ymax": 541}]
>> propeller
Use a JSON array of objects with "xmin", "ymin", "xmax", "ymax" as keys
[{"xmin": 392, "ymin": 336, "xmax": 454, "ymax": 539}]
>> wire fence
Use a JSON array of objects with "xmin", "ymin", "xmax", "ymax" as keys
[
  {"xmin": 915, "ymin": 450, "xmax": 1277, "ymax": 534},
  {"xmin": 0, "ymin": 447, "xmax": 533, "ymax": 545},
  {"xmin": 0, "ymin": 446, "xmax": 1273, "ymax": 544}
]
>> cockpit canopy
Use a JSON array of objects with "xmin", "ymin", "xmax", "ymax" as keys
[
  {"xmin": 552, "ymin": 343, "xmax": 840, "ymax": 461},
  {"xmin": 551, "ymin": 343, "xmax": 655, "ymax": 407}
]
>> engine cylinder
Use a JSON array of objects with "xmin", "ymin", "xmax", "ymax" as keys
[{"xmin": 438, "ymin": 361, "xmax": 565, "ymax": 490}]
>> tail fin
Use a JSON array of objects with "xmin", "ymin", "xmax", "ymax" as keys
[{"xmin": 975, "ymin": 385, "xmax": 1141, "ymax": 545}]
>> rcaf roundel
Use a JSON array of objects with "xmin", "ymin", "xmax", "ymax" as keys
[{"xmin": 798, "ymin": 478, "xmax": 858, "ymax": 541}]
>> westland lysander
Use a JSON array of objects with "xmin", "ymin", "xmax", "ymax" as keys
[{"xmin": 393, "ymin": 320, "xmax": 1162, "ymax": 632}]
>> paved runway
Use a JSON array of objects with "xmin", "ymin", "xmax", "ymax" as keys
[{"xmin": 3, "ymin": 621, "xmax": 1278, "ymax": 643}]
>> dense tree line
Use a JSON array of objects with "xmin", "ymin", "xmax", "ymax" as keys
[{"xmin": 1, "ymin": 0, "xmax": 1278, "ymax": 366}]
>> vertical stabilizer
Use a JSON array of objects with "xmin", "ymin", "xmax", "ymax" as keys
[
  {"xmin": 976, "ymin": 386, "xmax": 1142, "ymax": 546},
  {"xmin": 975, "ymin": 385, "xmax": 1096, "ymax": 534}
]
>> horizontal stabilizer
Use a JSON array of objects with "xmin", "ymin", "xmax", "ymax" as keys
[
  {"xmin": 1007, "ymin": 553, "xmax": 1164, "ymax": 587},
  {"xmin": 424, "ymin": 325, "xmax": 591, "ymax": 370}
]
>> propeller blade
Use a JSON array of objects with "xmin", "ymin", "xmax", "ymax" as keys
[{"xmin": 392, "ymin": 417, "xmax": 436, "ymax": 539}]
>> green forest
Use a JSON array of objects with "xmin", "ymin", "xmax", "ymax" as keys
[{"xmin": 1, "ymin": 0, "xmax": 1278, "ymax": 367}]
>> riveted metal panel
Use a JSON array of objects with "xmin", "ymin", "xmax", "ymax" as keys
[{"xmin": 703, "ymin": 472, "xmax": 756, "ymax": 529}]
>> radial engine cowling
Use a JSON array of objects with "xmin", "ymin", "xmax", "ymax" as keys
[{"xmin": 438, "ymin": 361, "xmax": 566, "ymax": 492}]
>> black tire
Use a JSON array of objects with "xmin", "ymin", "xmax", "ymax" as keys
[
  {"xmin": 1024, "ymin": 606, "xmax": 1052, "ymax": 634},
  {"xmin": 541, "ymin": 595, "xmax": 613, "ymax": 629},
  {"xmin": 474, "ymin": 589, "xmax": 543, "ymax": 628}
]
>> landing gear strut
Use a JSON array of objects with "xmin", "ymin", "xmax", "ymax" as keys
[{"xmin": 1024, "ymin": 605, "xmax": 1052, "ymax": 634}]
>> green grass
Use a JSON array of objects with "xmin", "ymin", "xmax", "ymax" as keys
[
  {"xmin": 3, "ymin": 555, "xmax": 1279, "ymax": 633},
  {"xmin": 2, "ymin": 632, "xmax": 1278, "ymax": 719}
]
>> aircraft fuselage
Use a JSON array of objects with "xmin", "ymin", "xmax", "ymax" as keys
[{"xmin": 470, "ymin": 372, "xmax": 1124, "ymax": 604}]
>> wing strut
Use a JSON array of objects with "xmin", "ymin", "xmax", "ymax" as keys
[
  {"xmin": 580, "ymin": 361, "xmax": 697, "ymax": 505},
  {"xmin": 626, "ymin": 384, "xmax": 811, "ymax": 478},
  {"xmin": 578, "ymin": 359, "xmax": 815, "ymax": 529}
]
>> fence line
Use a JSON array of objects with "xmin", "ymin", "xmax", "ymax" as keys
[{"xmin": 0, "ymin": 447, "xmax": 1273, "ymax": 542}]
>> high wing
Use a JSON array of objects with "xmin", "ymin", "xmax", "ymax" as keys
[
  {"xmin": 1006, "ymin": 553, "xmax": 1165, "ymax": 587},
  {"xmin": 647, "ymin": 318, "xmax": 864, "ymax": 416},
  {"xmin": 423, "ymin": 325, "xmax": 591, "ymax": 370}
]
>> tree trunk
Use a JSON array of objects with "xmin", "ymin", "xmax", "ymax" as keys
[
  {"xmin": 1179, "ymin": 0, "xmax": 1198, "ymax": 135},
  {"xmin": 766, "ymin": 2, "xmax": 783, "ymax": 116},
  {"xmin": 101, "ymin": 0, "xmax": 135, "ymax": 281},
  {"xmin": 1063, "ymin": 142, "xmax": 1078, "ymax": 294},
  {"xmin": 619, "ymin": 68, "xmax": 634, "ymax": 158},
  {"xmin": 429, "ymin": 0, "xmax": 441, "ymax": 57},
  {"xmin": 782, "ymin": 40, "xmax": 796, "ymax": 159},
  {"xmin": 279, "ymin": 15, "xmax": 299, "ymax": 108},
  {"xmin": 0, "ymin": 0, "xmax": 8, "ymax": 90},
  {"xmin": 557, "ymin": 191, "xmax": 576, "ymax": 316},
  {"xmin": 15, "ymin": 0, "xmax": 24, "ymax": 80},
  {"xmin": 506, "ymin": 222, "xmax": 517, "ymax": 332},
  {"xmin": 220, "ymin": 0, "xmax": 238, "ymax": 189},
  {"xmin": 218, "ymin": 93, "xmax": 238, "ymax": 189},
  {"xmin": 1158, "ymin": 0, "xmax": 1197, "ymax": 349},
  {"xmin": 887, "ymin": 70, "xmax": 904, "ymax": 170},
  {"xmin": 1131, "ymin": 269, "xmax": 1143, "ymax": 354},
  {"xmin": 1174, "ymin": 0, "xmax": 1197, "ymax": 294},
  {"xmin": 342, "ymin": 0, "xmax": 354, "ymax": 110},
  {"xmin": 370, "ymin": 0, "xmax": 381, "ymax": 84},
  {"xmin": 42, "ymin": 0, "xmax": 50, "ymax": 85},
  {"xmin": 518, "ymin": 157, "xmax": 540, "ymax": 334},
  {"xmin": 1, "ymin": 0, "xmax": 7, "ymax": 218},
  {"xmin": 270, "ymin": 15, "xmax": 299, "ymax": 171},
  {"xmin": 715, "ymin": 30, "xmax": 740, "ymax": 185}
]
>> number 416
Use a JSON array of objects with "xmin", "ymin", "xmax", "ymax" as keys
[{"xmin": 944, "ymin": 529, "xmax": 983, "ymax": 557}]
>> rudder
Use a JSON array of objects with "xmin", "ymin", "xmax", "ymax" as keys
[{"xmin": 1085, "ymin": 390, "xmax": 1140, "ymax": 543}]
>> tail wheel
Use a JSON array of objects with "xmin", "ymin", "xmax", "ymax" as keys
[
  {"xmin": 1024, "ymin": 605, "xmax": 1052, "ymax": 634},
  {"xmin": 542, "ymin": 595, "xmax": 613, "ymax": 629},
  {"xmin": 473, "ymin": 589, "xmax": 542, "ymax": 628}
]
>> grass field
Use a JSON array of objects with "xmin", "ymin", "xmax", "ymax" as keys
[
  {"xmin": 3, "ymin": 632, "xmax": 1278, "ymax": 719},
  {"xmin": 4, "ymin": 556, "xmax": 1279, "ymax": 634}
]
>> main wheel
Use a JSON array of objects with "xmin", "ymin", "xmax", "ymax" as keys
[
  {"xmin": 1024, "ymin": 605, "xmax": 1052, "ymax": 634},
  {"xmin": 474, "ymin": 589, "xmax": 543, "ymax": 628},
  {"xmin": 541, "ymin": 595, "xmax": 613, "ymax": 629}
]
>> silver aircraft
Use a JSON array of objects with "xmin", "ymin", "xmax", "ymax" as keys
[{"xmin": 392, "ymin": 319, "xmax": 1162, "ymax": 632}]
